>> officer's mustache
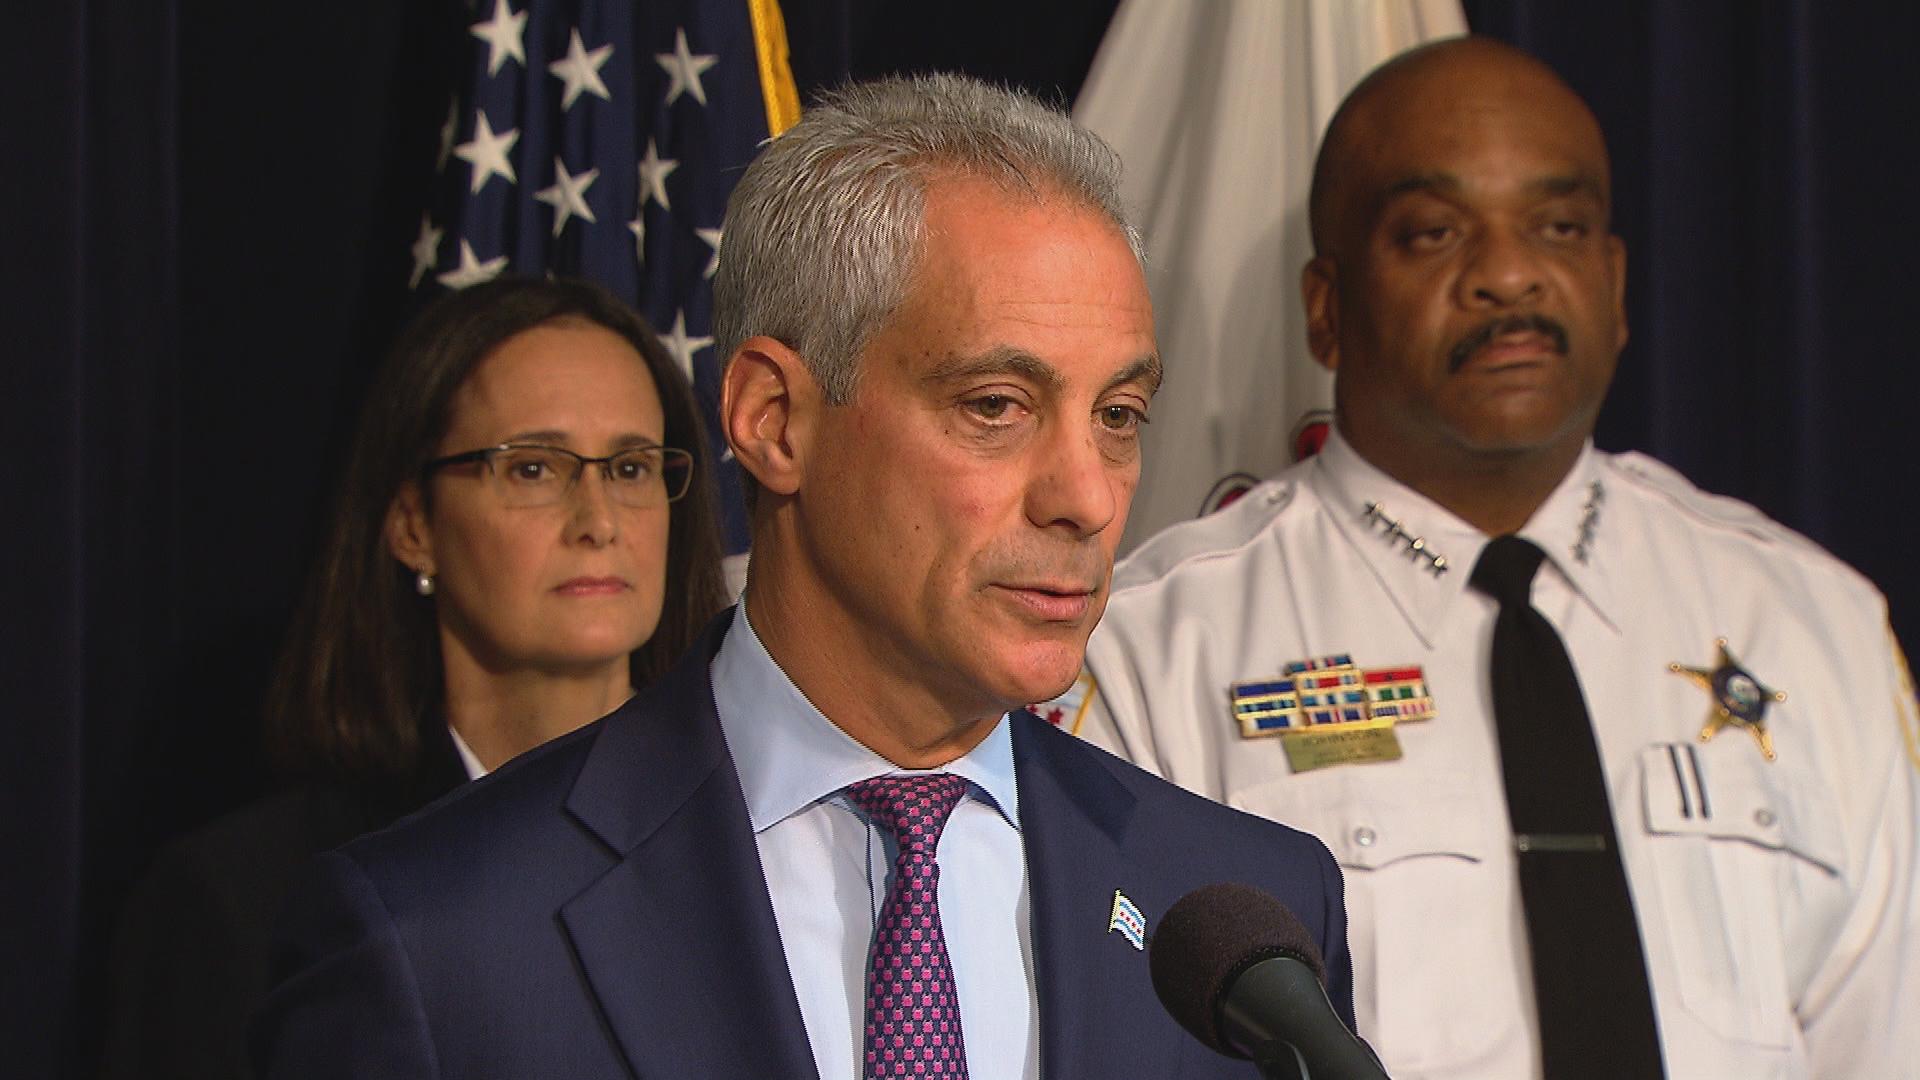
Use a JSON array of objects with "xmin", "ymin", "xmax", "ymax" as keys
[{"xmin": 1446, "ymin": 314, "xmax": 1570, "ymax": 373}]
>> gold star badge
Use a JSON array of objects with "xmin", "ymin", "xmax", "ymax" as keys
[{"xmin": 1669, "ymin": 639, "xmax": 1787, "ymax": 760}]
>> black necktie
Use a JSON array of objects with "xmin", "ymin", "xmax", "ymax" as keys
[{"xmin": 1470, "ymin": 536, "xmax": 1665, "ymax": 1079}]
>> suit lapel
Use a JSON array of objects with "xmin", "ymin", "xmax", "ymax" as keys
[
  {"xmin": 1015, "ymin": 716, "xmax": 1183, "ymax": 1079},
  {"xmin": 559, "ymin": 615, "xmax": 820, "ymax": 1080}
]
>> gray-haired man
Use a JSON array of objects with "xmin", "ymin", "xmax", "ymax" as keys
[{"xmin": 255, "ymin": 74, "xmax": 1353, "ymax": 1080}]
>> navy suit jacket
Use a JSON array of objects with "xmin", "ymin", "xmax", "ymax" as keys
[{"xmin": 254, "ymin": 616, "xmax": 1353, "ymax": 1078}]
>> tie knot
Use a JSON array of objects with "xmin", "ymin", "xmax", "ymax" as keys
[
  {"xmin": 1470, "ymin": 535, "xmax": 1547, "ymax": 606},
  {"xmin": 846, "ymin": 773, "xmax": 968, "ymax": 853}
]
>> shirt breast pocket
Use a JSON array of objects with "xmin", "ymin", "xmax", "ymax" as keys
[
  {"xmin": 1228, "ymin": 770, "xmax": 1518, "ymax": 1073},
  {"xmin": 1637, "ymin": 743, "xmax": 1846, "ymax": 1051}
]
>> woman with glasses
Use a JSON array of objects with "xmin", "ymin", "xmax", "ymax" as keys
[{"xmin": 101, "ymin": 276, "xmax": 728, "ymax": 1080}]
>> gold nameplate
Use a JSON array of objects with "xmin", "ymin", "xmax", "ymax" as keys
[{"xmin": 1280, "ymin": 720, "xmax": 1403, "ymax": 772}]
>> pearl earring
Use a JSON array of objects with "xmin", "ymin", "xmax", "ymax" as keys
[{"xmin": 415, "ymin": 570, "xmax": 436, "ymax": 597}]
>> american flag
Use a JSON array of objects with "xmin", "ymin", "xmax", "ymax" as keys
[{"xmin": 411, "ymin": 0, "xmax": 800, "ymax": 555}]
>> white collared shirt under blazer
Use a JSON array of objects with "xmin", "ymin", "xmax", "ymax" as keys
[{"xmin": 1073, "ymin": 428, "xmax": 1919, "ymax": 1080}]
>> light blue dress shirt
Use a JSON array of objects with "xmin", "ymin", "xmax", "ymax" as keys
[{"xmin": 711, "ymin": 607, "xmax": 1040, "ymax": 1080}]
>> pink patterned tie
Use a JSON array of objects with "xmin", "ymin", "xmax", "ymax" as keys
[{"xmin": 846, "ymin": 773, "xmax": 971, "ymax": 1079}]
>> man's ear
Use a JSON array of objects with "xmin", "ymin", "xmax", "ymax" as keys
[
  {"xmin": 721, "ymin": 336, "xmax": 817, "ymax": 497},
  {"xmin": 384, "ymin": 481, "xmax": 435, "ymax": 576},
  {"xmin": 1302, "ymin": 255, "xmax": 1341, "ymax": 372},
  {"xmin": 1607, "ymin": 233, "xmax": 1629, "ymax": 353}
]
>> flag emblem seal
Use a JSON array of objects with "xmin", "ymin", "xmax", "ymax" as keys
[{"xmin": 1107, "ymin": 890, "xmax": 1146, "ymax": 951}]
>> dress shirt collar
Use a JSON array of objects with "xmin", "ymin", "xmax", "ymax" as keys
[
  {"xmin": 710, "ymin": 603, "xmax": 1021, "ymax": 836},
  {"xmin": 1512, "ymin": 444, "xmax": 1622, "ymax": 633},
  {"xmin": 449, "ymin": 724, "xmax": 488, "ymax": 780},
  {"xmin": 1309, "ymin": 428, "xmax": 1619, "ymax": 643}
]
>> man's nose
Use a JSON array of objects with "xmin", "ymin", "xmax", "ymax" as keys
[
  {"xmin": 1026, "ymin": 420, "xmax": 1123, "ymax": 540},
  {"xmin": 1458, "ymin": 224, "xmax": 1546, "ymax": 309}
]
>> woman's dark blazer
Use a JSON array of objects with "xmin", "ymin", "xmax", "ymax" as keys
[{"xmin": 98, "ymin": 729, "xmax": 466, "ymax": 1080}]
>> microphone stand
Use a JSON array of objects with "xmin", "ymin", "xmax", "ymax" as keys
[
  {"xmin": 1249, "ymin": 1043, "xmax": 1311, "ymax": 1080},
  {"xmin": 1220, "ymin": 959, "xmax": 1392, "ymax": 1080}
]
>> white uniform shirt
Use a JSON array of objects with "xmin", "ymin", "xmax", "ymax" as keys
[{"xmin": 1075, "ymin": 429, "xmax": 1920, "ymax": 1080}]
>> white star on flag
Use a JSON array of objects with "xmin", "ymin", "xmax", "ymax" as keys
[
  {"xmin": 438, "ymin": 239, "xmax": 507, "ymax": 290},
  {"xmin": 454, "ymin": 111, "xmax": 519, "ymax": 193},
  {"xmin": 658, "ymin": 310, "xmax": 713, "ymax": 382},
  {"xmin": 636, "ymin": 139, "xmax": 678, "ymax": 210},
  {"xmin": 469, "ymin": 0, "xmax": 528, "ymax": 76},
  {"xmin": 655, "ymin": 27, "xmax": 718, "ymax": 106},
  {"xmin": 418, "ymin": 0, "xmax": 802, "ymax": 558},
  {"xmin": 410, "ymin": 215, "xmax": 443, "ymax": 288},
  {"xmin": 534, "ymin": 159, "xmax": 600, "ymax": 236},
  {"xmin": 695, "ymin": 226, "xmax": 723, "ymax": 279},
  {"xmin": 548, "ymin": 29, "xmax": 613, "ymax": 110}
]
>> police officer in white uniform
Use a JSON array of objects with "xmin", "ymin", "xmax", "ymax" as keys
[{"xmin": 1070, "ymin": 37, "xmax": 1920, "ymax": 1080}]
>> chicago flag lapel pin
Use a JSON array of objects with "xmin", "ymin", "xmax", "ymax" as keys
[{"xmin": 1107, "ymin": 890, "xmax": 1146, "ymax": 951}]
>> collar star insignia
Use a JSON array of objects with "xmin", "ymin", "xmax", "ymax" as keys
[
  {"xmin": 1669, "ymin": 638, "xmax": 1786, "ymax": 761},
  {"xmin": 1359, "ymin": 501, "xmax": 1449, "ymax": 577}
]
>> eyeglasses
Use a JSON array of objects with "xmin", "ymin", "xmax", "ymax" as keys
[{"xmin": 423, "ymin": 443, "xmax": 693, "ymax": 508}]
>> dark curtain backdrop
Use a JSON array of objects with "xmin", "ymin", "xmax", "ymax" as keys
[
  {"xmin": 1467, "ymin": 0, "xmax": 1919, "ymax": 652},
  {"xmin": 6, "ymin": 2, "xmax": 1911, "ymax": 1075}
]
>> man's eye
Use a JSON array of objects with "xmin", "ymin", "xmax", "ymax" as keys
[
  {"xmin": 966, "ymin": 395, "xmax": 1017, "ymax": 421},
  {"xmin": 1098, "ymin": 404, "xmax": 1147, "ymax": 432},
  {"xmin": 1545, "ymin": 220, "xmax": 1589, "ymax": 240},
  {"xmin": 1402, "ymin": 225, "xmax": 1453, "ymax": 251}
]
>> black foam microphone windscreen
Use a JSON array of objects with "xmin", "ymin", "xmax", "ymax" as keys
[
  {"xmin": 1148, "ymin": 882, "xmax": 1325, "ymax": 1054},
  {"xmin": 1149, "ymin": 882, "xmax": 1389, "ymax": 1080}
]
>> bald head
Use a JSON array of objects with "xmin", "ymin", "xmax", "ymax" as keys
[
  {"xmin": 1297, "ymin": 35, "xmax": 1629, "ymax": 535},
  {"xmin": 1308, "ymin": 37, "xmax": 1612, "ymax": 258}
]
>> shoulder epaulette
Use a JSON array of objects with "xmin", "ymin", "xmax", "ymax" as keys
[
  {"xmin": 1607, "ymin": 451, "xmax": 1842, "ymax": 567},
  {"xmin": 1113, "ymin": 477, "xmax": 1300, "ymax": 592},
  {"xmin": 1608, "ymin": 453, "xmax": 1783, "ymax": 538},
  {"xmin": 1612, "ymin": 445, "xmax": 1881, "ymax": 595}
]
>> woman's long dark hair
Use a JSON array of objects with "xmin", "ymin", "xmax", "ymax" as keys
[{"xmin": 266, "ymin": 277, "xmax": 729, "ymax": 788}]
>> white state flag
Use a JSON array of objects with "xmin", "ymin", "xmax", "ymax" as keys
[{"xmin": 1076, "ymin": 0, "xmax": 1466, "ymax": 549}]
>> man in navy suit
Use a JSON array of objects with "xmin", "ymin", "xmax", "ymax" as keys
[{"xmin": 254, "ymin": 73, "xmax": 1352, "ymax": 1079}]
